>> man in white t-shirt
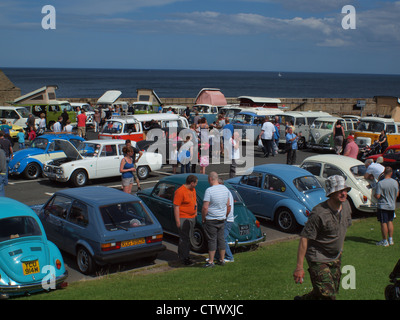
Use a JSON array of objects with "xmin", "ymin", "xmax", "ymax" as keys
[
  {"xmin": 229, "ymin": 131, "xmax": 240, "ymax": 178},
  {"xmin": 364, "ymin": 158, "xmax": 384, "ymax": 188},
  {"xmin": 202, "ymin": 171, "xmax": 231, "ymax": 268},
  {"xmin": 259, "ymin": 118, "xmax": 275, "ymax": 157}
]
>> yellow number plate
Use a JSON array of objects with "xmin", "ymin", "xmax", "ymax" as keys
[
  {"xmin": 121, "ymin": 238, "xmax": 145, "ymax": 248},
  {"xmin": 22, "ymin": 260, "xmax": 40, "ymax": 275}
]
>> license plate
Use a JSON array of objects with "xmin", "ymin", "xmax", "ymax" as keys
[
  {"xmin": 121, "ymin": 238, "xmax": 145, "ymax": 248},
  {"xmin": 239, "ymin": 224, "xmax": 250, "ymax": 235},
  {"xmin": 22, "ymin": 260, "xmax": 40, "ymax": 275}
]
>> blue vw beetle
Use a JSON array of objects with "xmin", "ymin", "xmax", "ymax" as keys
[
  {"xmin": 226, "ymin": 164, "xmax": 327, "ymax": 233},
  {"xmin": 0, "ymin": 198, "xmax": 68, "ymax": 299},
  {"xmin": 9, "ymin": 134, "xmax": 85, "ymax": 180}
]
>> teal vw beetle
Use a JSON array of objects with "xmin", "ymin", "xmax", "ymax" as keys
[
  {"xmin": 0, "ymin": 198, "xmax": 68, "ymax": 299},
  {"xmin": 137, "ymin": 174, "xmax": 266, "ymax": 252}
]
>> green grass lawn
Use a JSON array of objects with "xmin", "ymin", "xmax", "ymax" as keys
[{"xmin": 20, "ymin": 216, "xmax": 400, "ymax": 300}]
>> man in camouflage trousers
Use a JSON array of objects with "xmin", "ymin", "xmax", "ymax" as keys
[{"xmin": 293, "ymin": 175, "xmax": 352, "ymax": 300}]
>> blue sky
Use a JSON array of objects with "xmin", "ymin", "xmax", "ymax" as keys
[{"xmin": 1, "ymin": 0, "xmax": 399, "ymax": 74}]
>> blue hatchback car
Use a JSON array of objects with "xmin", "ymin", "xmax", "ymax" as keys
[
  {"xmin": 9, "ymin": 134, "xmax": 85, "ymax": 180},
  {"xmin": 226, "ymin": 164, "xmax": 327, "ymax": 232},
  {"xmin": 35, "ymin": 186, "xmax": 166, "ymax": 275},
  {"xmin": 0, "ymin": 198, "xmax": 68, "ymax": 299}
]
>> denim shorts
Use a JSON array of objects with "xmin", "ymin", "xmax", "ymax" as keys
[{"xmin": 122, "ymin": 177, "xmax": 134, "ymax": 187}]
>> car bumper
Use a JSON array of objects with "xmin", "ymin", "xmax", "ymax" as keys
[
  {"xmin": 228, "ymin": 233, "xmax": 266, "ymax": 248},
  {"xmin": 43, "ymin": 172, "xmax": 69, "ymax": 182},
  {"xmin": 94, "ymin": 244, "xmax": 166, "ymax": 266},
  {"xmin": 0, "ymin": 271, "xmax": 68, "ymax": 299},
  {"xmin": 308, "ymin": 144, "xmax": 334, "ymax": 151},
  {"xmin": 358, "ymin": 204, "xmax": 377, "ymax": 213}
]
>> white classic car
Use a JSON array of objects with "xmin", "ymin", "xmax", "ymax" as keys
[
  {"xmin": 299, "ymin": 154, "xmax": 377, "ymax": 214},
  {"xmin": 43, "ymin": 139, "xmax": 162, "ymax": 187}
]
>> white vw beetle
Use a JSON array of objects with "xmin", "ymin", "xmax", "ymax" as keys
[
  {"xmin": 299, "ymin": 154, "xmax": 377, "ymax": 214},
  {"xmin": 43, "ymin": 139, "xmax": 162, "ymax": 187}
]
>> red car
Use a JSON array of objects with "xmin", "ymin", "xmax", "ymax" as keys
[{"xmin": 367, "ymin": 144, "xmax": 400, "ymax": 165}]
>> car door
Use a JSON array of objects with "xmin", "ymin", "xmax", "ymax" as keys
[
  {"xmin": 63, "ymin": 200, "xmax": 90, "ymax": 253},
  {"xmin": 96, "ymin": 143, "xmax": 121, "ymax": 178},
  {"xmin": 149, "ymin": 182, "xmax": 177, "ymax": 233},
  {"xmin": 236, "ymin": 172, "xmax": 264, "ymax": 215},
  {"xmin": 40, "ymin": 195, "xmax": 72, "ymax": 251},
  {"xmin": 260, "ymin": 174, "xmax": 288, "ymax": 219}
]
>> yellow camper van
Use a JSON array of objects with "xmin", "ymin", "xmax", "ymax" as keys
[{"xmin": 354, "ymin": 117, "xmax": 400, "ymax": 147}]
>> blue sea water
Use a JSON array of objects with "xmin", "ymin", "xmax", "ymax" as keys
[{"xmin": 2, "ymin": 67, "xmax": 400, "ymax": 99}]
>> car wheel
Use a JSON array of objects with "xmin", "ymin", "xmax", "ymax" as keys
[
  {"xmin": 24, "ymin": 162, "xmax": 41, "ymax": 179},
  {"xmin": 137, "ymin": 166, "xmax": 150, "ymax": 180},
  {"xmin": 190, "ymin": 225, "xmax": 207, "ymax": 253},
  {"xmin": 76, "ymin": 246, "xmax": 95, "ymax": 275},
  {"xmin": 71, "ymin": 169, "xmax": 88, "ymax": 187},
  {"xmin": 275, "ymin": 208, "xmax": 298, "ymax": 233}
]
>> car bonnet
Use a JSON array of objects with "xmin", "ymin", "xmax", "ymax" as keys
[{"xmin": 52, "ymin": 139, "xmax": 83, "ymax": 160}]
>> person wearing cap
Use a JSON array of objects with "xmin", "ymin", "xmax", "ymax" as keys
[
  {"xmin": 343, "ymin": 135, "xmax": 359, "ymax": 159},
  {"xmin": 293, "ymin": 175, "xmax": 352, "ymax": 300}
]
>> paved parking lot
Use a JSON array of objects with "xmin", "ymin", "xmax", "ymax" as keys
[{"xmin": 5, "ymin": 130, "xmax": 326, "ymax": 282}]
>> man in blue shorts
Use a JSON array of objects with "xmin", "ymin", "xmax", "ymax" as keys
[{"xmin": 375, "ymin": 166, "xmax": 399, "ymax": 247}]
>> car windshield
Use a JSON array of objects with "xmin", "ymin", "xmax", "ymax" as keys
[
  {"xmin": 350, "ymin": 164, "xmax": 367, "ymax": 178},
  {"xmin": 17, "ymin": 107, "xmax": 30, "ymax": 118},
  {"xmin": 0, "ymin": 216, "xmax": 42, "ymax": 242},
  {"xmin": 101, "ymin": 121, "xmax": 123, "ymax": 134},
  {"xmin": 357, "ymin": 120, "xmax": 384, "ymax": 133},
  {"xmin": 233, "ymin": 114, "xmax": 253, "ymax": 124},
  {"xmin": 31, "ymin": 138, "xmax": 49, "ymax": 150},
  {"xmin": 135, "ymin": 104, "xmax": 151, "ymax": 111},
  {"xmin": 100, "ymin": 201, "xmax": 154, "ymax": 231},
  {"xmin": 293, "ymin": 176, "xmax": 323, "ymax": 192},
  {"xmin": 76, "ymin": 142, "xmax": 100, "ymax": 157},
  {"xmin": 312, "ymin": 120, "xmax": 334, "ymax": 130}
]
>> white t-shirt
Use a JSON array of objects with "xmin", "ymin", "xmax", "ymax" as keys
[
  {"xmin": 203, "ymin": 184, "xmax": 230, "ymax": 220},
  {"xmin": 261, "ymin": 121, "xmax": 275, "ymax": 140},
  {"xmin": 226, "ymin": 191, "xmax": 234, "ymax": 222},
  {"xmin": 366, "ymin": 162, "xmax": 384, "ymax": 180},
  {"xmin": 229, "ymin": 138, "xmax": 240, "ymax": 160}
]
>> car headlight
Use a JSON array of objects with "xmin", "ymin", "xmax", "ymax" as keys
[
  {"xmin": 55, "ymin": 168, "xmax": 63, "ymax": 174},
  {"xmin": 14, "ymin": 162, "xmax": 20, "ymax": 169}
]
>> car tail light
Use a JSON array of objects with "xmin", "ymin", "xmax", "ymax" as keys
[
  {"xmin": 363, "ymin": 195, "xmax": 368, "ymax": 203},
  {"xmin": 255, "ymin": 220, "xmax": 260, "ymax": 228},
  {"xmin": 305, "ymin": 210, "xmax": 310, "ymax": 217},
  {"xmin": 101, "ymin": 242, "xmax": 121, "ymax": 251},
  {"xmin": 55, "ymin": 259, "xmax": 62, "ymax": 270},
  {"xmin": 146, "ymin": 234, "xmax": 163, "ymax": 243}
]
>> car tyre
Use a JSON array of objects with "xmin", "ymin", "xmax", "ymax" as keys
[
  {"xmin": 275, "ymin": 208, "xmax": 298, "ymax": 233},
  {"xmin": 137, "ymin": 166, "xmax": 150, "ymax": 180},
  {"xmin": 190, "ymin": 225, "xmax": 207, "ymax": 253},
  {"xmin": 71, "ymin": 169, "xmax": 88, "ymax": 187},
  {"xmin": 24, "ymin": 162, "xmax": 41, "ymax": 179},
  {"xmin": 76, "ymin": 246, "xmax": 95, "ymax": 275}
]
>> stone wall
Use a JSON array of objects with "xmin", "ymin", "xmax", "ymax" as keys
[
  {"xmin": 0, "ymin": 70, "xmax": 21, "ymax": 105},
  {"xmin": 64, "ymin": 96, "xmax": 389, "ymax": 117}
]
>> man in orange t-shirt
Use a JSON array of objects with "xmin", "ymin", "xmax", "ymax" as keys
[{"xmin": 173, "ymin": 174, "xmax": 198, "ymax": 265}]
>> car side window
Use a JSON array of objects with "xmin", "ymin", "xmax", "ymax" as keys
[
  {"xmin": 264, "ymin": 174, "xmax": 286, "ymax": 192},
  {"xmin": 240, "ymin": 173, "xmax": 262, "ymax": 188},
  {"xmin": 322, "ymin": 164, "xmax": 345, "ymax": 179},
  {"xmin": 44, "ymin": 196, "xmax": 72, "ymax": 219},
  {"xmin": 153, "ymin": 182, "xmax": 176, "ymax": 201},
  {"xmin": 301, "ymin": 162, "xmax": 322, "ymax": 176},
  {"xmin": 67, "ymin": 200, "xmax": 89, "ymax": 227},
  {"xmin": 100, "ymin": 144, "xmax": 117, "ymax": 157}
]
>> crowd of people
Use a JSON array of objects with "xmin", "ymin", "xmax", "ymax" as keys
[{"xmin": 1, "ymin": 105, "xmax": 399, "ymax": 300}]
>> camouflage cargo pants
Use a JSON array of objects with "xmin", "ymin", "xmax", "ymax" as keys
[{"xmin": 297, "ymin": 258, "xmax": 342, "ymax": 300}]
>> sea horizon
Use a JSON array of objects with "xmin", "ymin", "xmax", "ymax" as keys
[{"xmin": 2, "ymin": 67, "xmax": 400, "ymax": 100}]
